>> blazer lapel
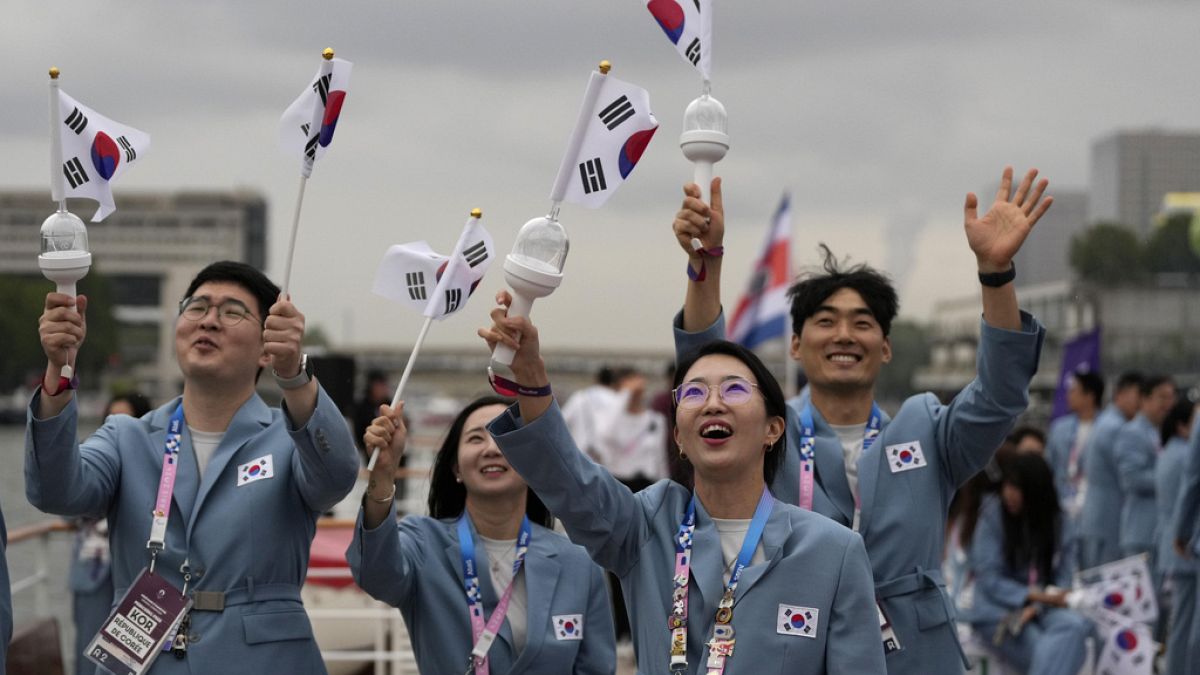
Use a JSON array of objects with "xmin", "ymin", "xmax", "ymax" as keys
[
  {"xmin": 855, "ymin": 410, "xmax": 892, "ymax": 537},
  {"xmin": 690, "ymin": 500, "xmax": 727, "ymax": 609},
  {"xmin": 511, "ymin": 536, "xmax": 560, "ymax": 670},
  {"xmin": 147, "ymin": 398, "xmax": 198, "ymax": 525},
  {"xmin": 731, "ymin": 500, "xmax": 790, "ymax": 603},
  {"xmin": 809, "ymin": 407, "xmax": 855, "ymax": 525},
  {"xmin": 186, "ymin": 394, "xmax": 272, "ymax": 536}
]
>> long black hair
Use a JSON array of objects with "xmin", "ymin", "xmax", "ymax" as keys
[
  {"xmin": 999, "ymin": 453, "xmax": 1061, "ymax": 584},
  {"xmin": 427, "ymin": 395, "xmax": 553, "ymax": 528},
  {"xmin": 673, "ymin": 340, "xmax": 788, "ymax": 485}
]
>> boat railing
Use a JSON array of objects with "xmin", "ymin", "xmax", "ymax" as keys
[{"xmin": 6, "ymin": 517, "xmax": 419, "ymax": 673}]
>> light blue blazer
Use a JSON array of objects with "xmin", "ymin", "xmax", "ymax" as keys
[
  {"xmin": 963, "ymin": 497, "xmax": 1075, "ymax": 625},
  {"xmin": 25, "ymin": 388, "xmax": 359, "ymax": 675},
  {"xmin": 1114, "ymin": 414, "xmax": 1159, "ymax": 551},
  {"xmin": 675, "ymin": 310, "xmax": 1045, "ymax": 675},
  {"xmin": 1, "ymin": 496, "xmax": 11, "ymax": 673},
  {"xmin": 346, "ymin": 503, "xmax": 615, "ymax": 673},
  {"xmin": 1045, "ymin": 414, "xmax": 1079, "ymax": 507},
  {"xmin": 489, "ymin": 401, "xmax": 887, "ymax": 675},
  {"xmin": 1157, "ymin": 436, "xmax": 1197, "ymax": 576},
  {"xmin": 1080, "ymin": 406, "xmax": 1128, "ymax": 547},
  {"xmin": 1172, "ymin": 419, "xmax": 1200, "ymax": 557}
]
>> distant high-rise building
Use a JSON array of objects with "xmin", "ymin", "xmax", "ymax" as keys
[
  {"xmin": 1014, "ymin": 190, "xmax": 1088, "ymax": 288},
  {"xmin": 0, "ymin": 190, "xmax": 267, "ymax": 398},
  {"xmin": 1089, "ymin": 130, "xmax": 1200, "ymax": 235}
]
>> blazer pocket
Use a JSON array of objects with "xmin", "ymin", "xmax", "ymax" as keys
[
  {"xmin": 242, "ymin": 608, "xmax": 315, "ymax": 644},
  {"xmin": 914, "ymin": 587, "xmax": 952, "ymax": 631}
]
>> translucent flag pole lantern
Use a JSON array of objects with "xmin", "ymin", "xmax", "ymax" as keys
[
  {"xmin": 680, "ymin": 90, "xmax": 729, "ymax": 250},
  {"xmin": 490, "ymin": 215, "xmax": 570, "ymax": 367},
  {"xmin": 38, "ymin": 208, "xmax": 91, "ymax": 379}
]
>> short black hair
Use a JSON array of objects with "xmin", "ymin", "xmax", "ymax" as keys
[
  {"xmin": 1140, "ymin": 373, "xmax": 1174, "ymax": 397},
  {"xmin": 1071, "ymin": 370, "xmax": 1104, "ymax": 408},
  {"xmin": 105, "ymin": 392, "xmax": 152, "ymax": 418},
  {"xmin": 673, "ymin": 340, "xmax": 788, "ymax": 486},
  {"xmin": 1008, "ymin": 425, "xmax": 1046, "ymax": 448},
  {"xmin": 788, "ymin": 245, "xmax": 899, "ymax": 337},
  {"xmin": 428, "ymin": 396, "xmax": 552, "ymax": 528},
  {"xmin": 183, "ymin": 261, "xmax": 280, "ymax": 320},
  {"xmin": 1161, "ymin": 398, "xmax": 1195, "ymax": 447},
  {"xmin": 1115, "ymin": 371, "xmax": 1145, "ymax": 394}
]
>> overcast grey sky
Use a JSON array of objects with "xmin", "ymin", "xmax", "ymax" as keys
[{"xmin": 5, "ymin": 1, "xmax": 1199, "ymax": 353}]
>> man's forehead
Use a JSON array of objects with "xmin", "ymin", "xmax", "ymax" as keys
[
  {"xmin": 814, "ymin": 288, "xmax": 873, "ymax": 314},
  {"xmin": 190, "ymin": 281, "xmax": 256, "ymax": 306}
]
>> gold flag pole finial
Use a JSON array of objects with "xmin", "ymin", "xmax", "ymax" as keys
[
  {"xmin": 470, "ymin": 208, "xmax": 482, "ymax": 219},
  {"xmin": 598, "ymin": 60, "xmax": 611, "ymax": 74},
  {"xmin": 323, "ymin": 48, "xmax": 335, "ymax": 60},
  {"xmin": 49, "ymin": 67, "xmax": 60, "ymax": 80}
]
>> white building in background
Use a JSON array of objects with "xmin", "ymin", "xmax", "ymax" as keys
[{"xmin": 0, "ymin": 190, "xmax": 267, "ymax": 399}]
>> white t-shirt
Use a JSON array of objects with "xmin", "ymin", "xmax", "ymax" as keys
[
  {"xmin": 188, "ymin": 427, "xmax": 225, "ymax": 480},
  {"xmin": 479, "ymin": 535, "xmax": 528, "ymax": 653},
  {"xmin": 711, "ymin": 517, "xmax": 767, "ymax": 585},
  {"xmin": 592, "ymin": 395, "xmax": 669, "ymax": 482}
]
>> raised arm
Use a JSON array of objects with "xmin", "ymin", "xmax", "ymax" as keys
[
  {"xmin": 345, "ymin": 503, "xmax": 426, "ymax": 608},
  {"xmin": 963, "ymin": 167, "xmax": 1053, "ymax": 331},
  {"xmin": 673, "ymin": 178, "xmax": 725, "ymax": 332},
  {"xmin": 480, "ymin": 292, "xmax": 656, "ymax": 574}
]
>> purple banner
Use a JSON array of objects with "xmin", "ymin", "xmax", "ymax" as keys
[{"xmin": 1050, "ymin": 328, "xmax": 1102, "ymax": 421}]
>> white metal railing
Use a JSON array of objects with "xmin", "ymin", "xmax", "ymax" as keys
[{"xmin": 6, "ymin": 519, "xmax": 420, "ymax": 674}]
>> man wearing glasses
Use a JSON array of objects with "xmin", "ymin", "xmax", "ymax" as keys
[{"xmin": 26, "ymin": 261, "xmax": 358, "ymax": 674}]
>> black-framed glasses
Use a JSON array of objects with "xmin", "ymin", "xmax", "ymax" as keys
[
  {"xmin": 672, "ymin": 378, "xmax": 760, "ymax": 409},
  {"xmin": 178, "ymin": 296, "xmax": 259, "ymax": 327}
]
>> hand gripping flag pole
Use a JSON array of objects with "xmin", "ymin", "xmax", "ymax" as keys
[
  {"xmin": 366, "ymin": 209, "xmax": 496, "ymax": 470},
  {"xmin": 490, "ymin": 61, "xmax": 658, "ymax": 368},
  {"xmin": 279, "ymin": 48, "xmax": 352, "ymax": 297}
]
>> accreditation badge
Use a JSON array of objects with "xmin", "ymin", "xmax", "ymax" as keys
[{"xmin": 85, "ymin": 568, "xmax": 192, "ymax": 675}]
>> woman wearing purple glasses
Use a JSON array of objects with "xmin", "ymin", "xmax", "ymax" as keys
[{"xmin": 480, "ymin": 294, "xmax": 885, "ymax": 674}]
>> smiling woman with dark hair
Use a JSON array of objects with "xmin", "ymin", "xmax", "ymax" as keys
[
  {"xmin": 480, "ymin": 293, "xmax": 885, "ymax": 674},
  {"xmin": 346, "ymin": 395, "xmax": 614, "ymax": 674}
]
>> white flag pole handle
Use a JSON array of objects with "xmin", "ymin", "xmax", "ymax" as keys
[
  {"xmin": 366, "ymin": 315, "xmax": 434, "ymax": 472},
  {"xmin": 280, "ymin": 175, "xmax": 308, "ymax": 297},
  {"xmin": 49, "ymin": 68, "xmax": 66, "ymax": 206},
  {"xmin": 549, "ymin": 64, "xmax": 609, "ymax": 202},
  {"xmin": 489, "ymin": 291, "xmax": 534, "ymax": 367},
  {"xmin": 691, "ymin": 159, "xmax": 713, "ymax": 251}
]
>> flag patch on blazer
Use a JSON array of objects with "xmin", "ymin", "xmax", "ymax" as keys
[
  {"xmin": 553, "ymin": 614, "xmax": 584, "ymax": 640},
  {"xmin": 777, "ymin": 604, "xmax": 818, "ymax": 638},
  {"xmin": 886, "ymin": 441, "xmax": 927, "ymax": 473},
  {"xmin": 237, "ymin": 455, "xmax": 275, "ymax": 486}
]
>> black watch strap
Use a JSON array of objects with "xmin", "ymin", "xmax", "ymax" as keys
[{"xmin": 978, "ymin": 263, "xmax": 1016, "ymax": 288}]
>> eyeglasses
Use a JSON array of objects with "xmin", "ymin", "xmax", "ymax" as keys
[
  {"xmin": 178, "ymin": 296, "xmax": 259, "ymax": 327},
  {"xmin": 672, "ymin": 378, "xmax": 760, "ymax": 409}
]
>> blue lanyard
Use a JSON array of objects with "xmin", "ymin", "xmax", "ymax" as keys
[
  {"xmin": 668, "ymin": 486, "xmax": 774, "ymax": 673},
  {"xmin": 456, "ymin": 513, "xmax": 532, "ymax": 675},
  {"xmin": 798, "ymin": 402, "xmax": 883, "ymax": 458}
]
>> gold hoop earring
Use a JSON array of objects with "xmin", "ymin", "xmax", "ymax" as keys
[{"xmin": 677, "ymin": 445, "xmax": 687, "ymax": 460}]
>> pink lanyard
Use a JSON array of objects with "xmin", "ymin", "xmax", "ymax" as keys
[
  {"xmin": 457, "ymin": 515, "xmax": 531, "ymax": 675},
  {"xmin": 798, "ymin": 404, "xmax": 881, "ymax": 516},
  {"xmin": 147, "ymin": 403, "xmax": 185, "ymax": 570}
]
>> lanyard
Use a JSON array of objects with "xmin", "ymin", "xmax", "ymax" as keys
[
  {"xmin": 668, "ymin": 487, "xmax": 773, "ymax": 674},
  {"xmin": 147, "ymin": 404, "xmax": 185, "ymax": 570},
  {"xmin": 457, "ymin": 514, "xmax": 532, "ymax": 675},
  {"xmin": 798, "ymin": 403, "xmax": 881, "ymax": 528}
]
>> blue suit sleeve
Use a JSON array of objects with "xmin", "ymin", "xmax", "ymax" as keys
[
  {"xmin": 25, "ymin": 392, "xmax": 119, "ymax": 517},
  {"xmin": 284, "ymin": 385, "xmax": 361, "ymax": 513},
  {"xmin": 933, "ymin": 312, "xmax": 1045, "ymax": 489},
  {"xmin": 574, "ymin": 558, "xmax": 617, "ymax": 675},
  {"xmin": 826, "ymin": 532, "xmax": 888, "ymax": 674},
  {"xmin": 1114, "ymin": 425, "xmax": 1156, "ymax": 496},
  {"xmin": 969, "ymin": 499, "xmax": 1030, "ymax": 611},
  {"xmin": 1, "ymin": 499, "xmax": 10, "ymax": 665},
  {"xmin": 672, "ymin": 309, "xmax": 726, "ymax": 364},
  {"xmin": 346, "ymin": 501, "xmax": 423, "ymax": 607},
  {"xmin": 489, "ymin": 401, "xmax": 657, "ymax": 577},
  {"xmin": 1174, "ymin": 420, "xmax": 1200, "ymax": 547}
]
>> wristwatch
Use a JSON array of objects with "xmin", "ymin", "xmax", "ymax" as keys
[{"xmin": 273, "ymin": 353, "xmax": 314, "ymax": 390}]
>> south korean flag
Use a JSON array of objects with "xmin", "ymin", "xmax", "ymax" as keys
[
  {"xmin": 643, "ymin": 0, "xmax": 713, "ymax": 80},
  {"xmin": 279, "ymin": 56, "xmax": 352, "ymax": 177},
  {"xmin": 372, "ymin": 213, "xmax": 494, "ymax": 320},
  {"xmin": 554, "ymin": 70, "xmax": 658, "ymax": 209},
  {"xmin": 53, "ymin": 90, "xmax": 151, "ymax": 222},
  {"xmin": 1077, "ymin": 554, "xmax": 1159, "ymax": 624},
  {"xmin": 1095, "ymin": 623, "xmax": 1156, "ymax": 675},
  {"xmin": 553, "ymin": 614, "xmax": 584, "ymax": 641},
  {"xmin": 776, "ymin": 604, "xmax": 818, "ymax": 638},
  {"xmin": 886, "ymin": 441, "xmax": 927, "ymax": 474}
]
